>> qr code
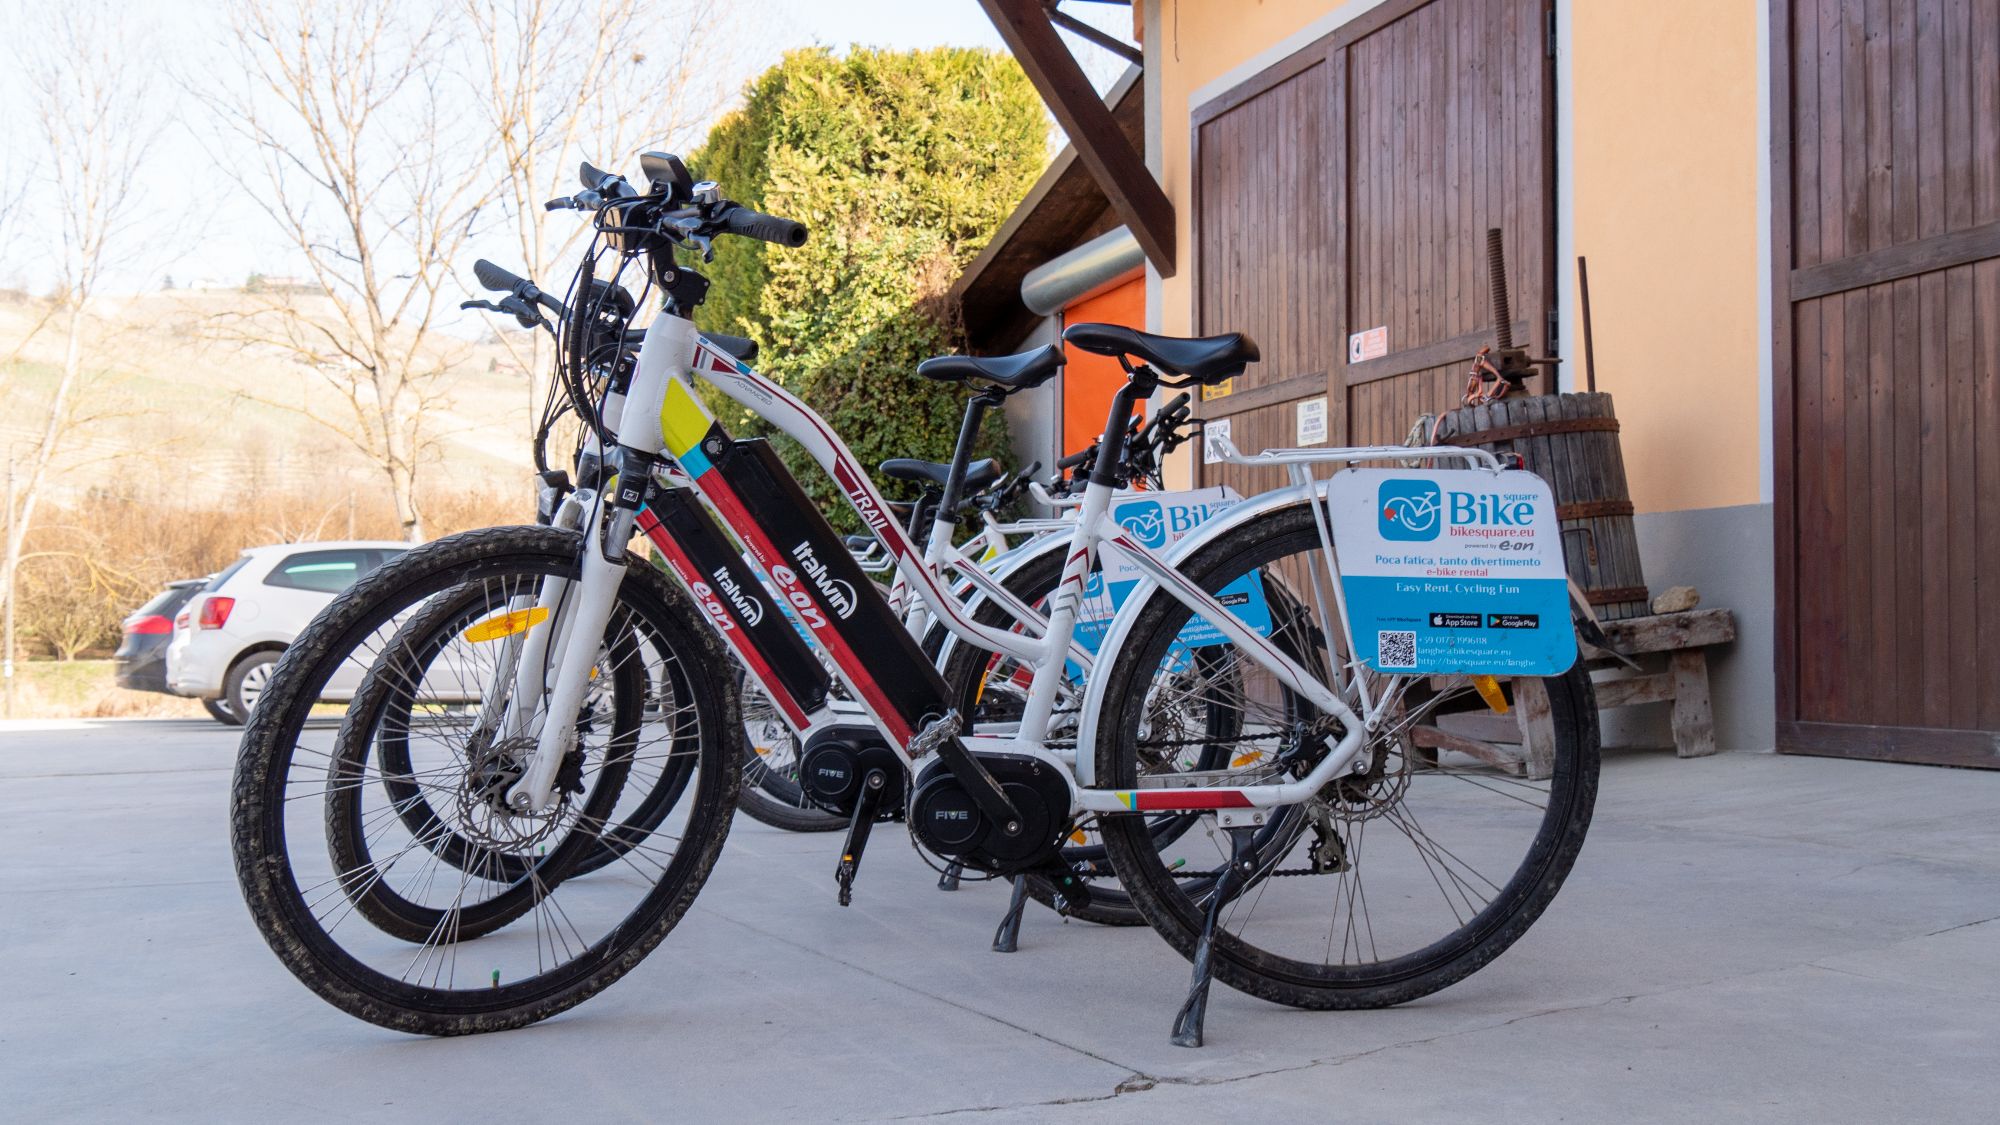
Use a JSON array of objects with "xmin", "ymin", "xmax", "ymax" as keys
[{"xmin": 1377, "ymin": 630, "xmax": 1418, "ymax": 669}]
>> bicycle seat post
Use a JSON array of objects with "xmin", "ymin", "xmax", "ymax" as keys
[
  {"xmin": 935, "ymin": 387, "xmax": 1006, "ymax": 534},
  {"xmin": 1090, "ymin": 359, "xmax": 1158, "ymax": 491}
]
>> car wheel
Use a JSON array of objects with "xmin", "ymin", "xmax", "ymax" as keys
[
  {"xmin": 203, "ymin": 698, "xmax": 242, "ymax": 726},
  {"xmin": 225, "ymin": 651, "xmax": 282, "ymax": 724}
]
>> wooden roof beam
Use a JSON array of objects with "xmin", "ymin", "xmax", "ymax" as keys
[{"xmin": 978, "ymin": 0, "xmax": 1175, "ymax": 277}]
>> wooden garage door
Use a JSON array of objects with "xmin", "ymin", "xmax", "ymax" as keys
[
  {"xmin": 1775, "ymin": 0, "xmax": 2000, "ymax": 767},
  {"xmin": 1193, "ymin": 0, "xmax": 1554, "ymax": 498}
]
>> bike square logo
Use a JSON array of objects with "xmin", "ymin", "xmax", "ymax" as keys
[
  {"xmin": 1377, "ymin": 479, "xmax": 1442, "ymax": 541},
  {"xmin": 1115, "ymin": 499, "xmax": 1169, "ymax": 548}
]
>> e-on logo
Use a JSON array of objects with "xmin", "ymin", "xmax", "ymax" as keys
[
  {"xmin": 1377, "ymin": 479, "xmax": 1442, "ymax": 541},
  {"xmin": 1115, "ymin": 499, "xmax": 1169, "ymax": 548}
]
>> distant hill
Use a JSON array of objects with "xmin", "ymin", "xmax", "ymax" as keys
[{"xmin": 0, "ymin": 289, "xmax": 539, "ymax": 507}]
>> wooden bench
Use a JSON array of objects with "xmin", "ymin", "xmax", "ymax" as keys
[
  {"xmin": 1410, "ymin": 607, "xmax": 1737, "ymax": 780},
  {"xmin": 1583, "ymin": 607, "xmax": 1737, "ymax": 760}
]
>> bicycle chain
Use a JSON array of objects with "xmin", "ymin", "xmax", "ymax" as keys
[{"xmin": 1166, "ymin": 865, "xmax": 1331, "ymax": 879}]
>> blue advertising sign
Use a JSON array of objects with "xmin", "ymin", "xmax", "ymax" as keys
[
  {"xmin": 1072, "ymin": 488, "xmax": 1272, "ymax": 669},
  {"xmin": 1327, "ymin": 469, "xmax": 1576, "ymax": 676}
]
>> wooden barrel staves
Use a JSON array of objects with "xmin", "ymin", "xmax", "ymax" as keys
[{"xmin": 1438, "ymin": 392, "xmax": 1650, "ymax": 621}]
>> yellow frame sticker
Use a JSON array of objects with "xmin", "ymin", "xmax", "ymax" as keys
[{"xmin": 661, "ymin": 379, "xmax": 714, "ymax": 459}]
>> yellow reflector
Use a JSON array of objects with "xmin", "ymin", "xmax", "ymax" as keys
[
  {"xmin": 1472, "ymin": 674, "xmax": 1510, "ymax": 714},
  {"xmin": 1231, "ymin": 750, "xmax": 1264, "ymax": 768},
  {"xmin": 462, "ymin": 606, "xmax": 549, "ymax": 643},
  {"xmin": 1068, "ymin": 829, "xmax": 1088, "ymax": 846},
  {"xmin": 753, "ymin": 745, "xmax": 772, "ymax": 756}
]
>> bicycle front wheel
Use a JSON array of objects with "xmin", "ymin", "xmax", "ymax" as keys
[
  {"xmin": 1094, "ymin": 500, "xmax": 1599, "ymax": 1010},
  {"xmin": 232, "ymin": 526, "xmax": 741, "ymax": 1035}
]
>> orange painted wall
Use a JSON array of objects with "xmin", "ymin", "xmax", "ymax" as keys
[{"xmin": 1060, "ymin": 276, "xmax": 1147, "ymax": 454}]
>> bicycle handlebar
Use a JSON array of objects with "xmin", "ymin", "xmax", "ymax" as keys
[
  {"xmin": 717, "ymin": 204, "xmax": 809, "ymax": 247},
  {"xmin": 472, "ymin": 259, "xmax": 565, "ymax": 318},
  {"xmin": 473, "ymin": 259, "xmax": 521, "ymax": 292},
  {"xmin": 1133, "ymin": 391, "xmax": 1192, "ymax": 450}
]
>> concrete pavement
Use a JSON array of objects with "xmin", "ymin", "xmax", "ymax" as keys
[{"xmin": 0, "ymin": 720, "xmax": 1994, "ymax": 1122}]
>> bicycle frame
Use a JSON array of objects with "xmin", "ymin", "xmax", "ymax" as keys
[
  {"xmin": 651, "ymin": 329, "xmax": 1351, "ymax": 808},
  {"xmin": 512, "ymin": 306, "xmax": 1504, "ymax": 823}
]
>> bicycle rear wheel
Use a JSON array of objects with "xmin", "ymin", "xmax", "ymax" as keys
[
  {"xmin": 232, "ymin": 526, "xmax": 740, "ymax": 1035},
  {"xmin": 1094, "ymin": 500, "xmax": 1598, "ymax": 1010}
]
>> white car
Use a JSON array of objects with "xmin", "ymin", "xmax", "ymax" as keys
[{"xmin": 168, "ymin": 541, "xmax": 409, "ymax": 725}]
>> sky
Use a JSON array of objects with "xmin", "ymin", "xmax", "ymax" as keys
[{"xmin": 0, "ymin": 0, "xmax": 1134, "ymax": 296}]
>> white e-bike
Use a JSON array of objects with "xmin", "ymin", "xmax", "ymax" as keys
[{"xmin": 232, "ymin": 153, "xmax": 1599, "ymax": 1044}]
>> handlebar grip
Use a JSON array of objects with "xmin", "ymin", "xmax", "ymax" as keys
[
  {"xmin": 719, "ymin": 205, "xmax": 809, "ymax": 248},
  {"xmin": 472, "ymin": 259, "xmax": 564, "ymax": 317},
  {"xmin": 474, "ymin": 259, "xmax": 524, "ymax": 294},
  {"xmin": 1056, "ymin": 447, "xmax": 1092, "ymax": 470}
]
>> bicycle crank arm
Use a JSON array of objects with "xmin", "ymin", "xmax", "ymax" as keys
[{"xmin": 834, "ymin": 767, "xmax": 890, "ymax": 906}]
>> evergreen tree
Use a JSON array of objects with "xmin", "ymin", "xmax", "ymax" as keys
[{"xmin": 689, "ymin": 47, "xmax": 1046, "ymax": 517}]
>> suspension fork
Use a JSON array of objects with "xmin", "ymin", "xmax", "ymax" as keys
[
  {"xmin": 473, "ymin": 488, "xmax": 595, "ymax": 749},
  {"xmin": 508, "ymin": 314, "xmax": 697, "ymax": 814}
]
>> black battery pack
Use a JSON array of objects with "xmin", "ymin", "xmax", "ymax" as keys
[
  {"xmin": 640, "ymin": 485, "xmax": 830, "ymax": 718},
  {"xmin": 707, "ymin": 438, "xmax": 952, "ymax": 740}
]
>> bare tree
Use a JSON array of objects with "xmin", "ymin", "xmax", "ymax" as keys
[
  {"xmin": 467, "ymin": 0, "xmax": 746, "ymax": 436},
  {"xmin": 205, "ymin": 0, "xmax": 504, "ymax": 540},
  {"xmin": 0, "ymin": 144, "xmax": 32, "ymax": 292},
  {"xmin": 15, "ymin": 546, "xmax": 144, "ymax": 662},
  {"xmin": 5, "ymin": 2, "xmax": 157, "ymax": 708}
]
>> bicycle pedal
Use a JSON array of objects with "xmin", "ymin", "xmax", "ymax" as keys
[
  {"xmin": 1029, "ymin": 860, "xmax": 1093, "ymax": 916},
  {"xmin": 835, "ymin": 854, "xmax": 859, "ymax": 907}
]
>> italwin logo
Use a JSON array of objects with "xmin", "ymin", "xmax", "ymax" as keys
[{"xmin": 1378, "ymin": 480, "xmax": 1442, "ymax": 541}]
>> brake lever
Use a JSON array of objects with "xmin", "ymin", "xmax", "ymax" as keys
[
  {"xmin": 461, "ymin": 296, "xmax": 547, "ymax": 332},
  {"xmin": 496, "ymin": 295, "xmax": 546, "ymax": 329},
  {"xmin": 545, "ymin": 189, "xmax": 605, "ymax": 213},
  {"xmin": 660, "ymin": 212, "xmax": 717, "ymax": 262}
]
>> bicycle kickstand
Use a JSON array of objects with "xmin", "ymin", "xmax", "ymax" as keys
[
  {"xmin": 991, "ymin": 876, "xmax": 1030, "ymax": 952},
  {"xmin": 937, "ymin": 861, "xmax": 963, "ymax": 892},
  {"xmin": 1170, "ymin": 825, "xmax": 1261, "ymax": 1048}
]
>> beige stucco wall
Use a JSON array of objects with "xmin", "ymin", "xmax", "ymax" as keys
[
  {"xmin": 1146, "ymin": 0, "xmax": 1763, "ymax": 513},
  {"xmin": 1569, "ymin": 0, "xmax": 1761, "ymax": 513}
]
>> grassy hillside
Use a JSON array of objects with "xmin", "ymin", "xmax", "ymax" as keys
[{"xmin": 0, "ymin": 288, "xmax": 540, "ymax": 508}]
